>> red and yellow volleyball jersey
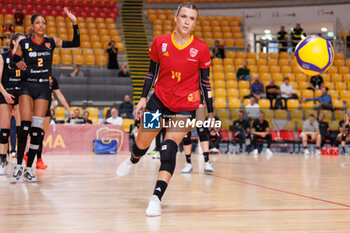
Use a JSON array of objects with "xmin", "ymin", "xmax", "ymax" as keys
[{"xmin": 149, "ymin": 33, "xmax": 211, "ymax": 112}]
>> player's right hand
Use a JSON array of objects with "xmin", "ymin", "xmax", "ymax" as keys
[
  {"xmin": 16, "ymin": 61, "xmax": 27, "ymax": 70},
  {"xmin": 135, "ymin": 98, "xmax": 146, "ymax": 120},
  {"xmin": 4, "ymin": 92, "xmax": 14, "ymax": 104}
]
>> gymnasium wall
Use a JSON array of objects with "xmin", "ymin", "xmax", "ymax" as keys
[{"xmin": 200, "ymin": 4, "xmax": 350, "ymax": 35}]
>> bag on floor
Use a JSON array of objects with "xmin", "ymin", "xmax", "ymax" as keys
[{"xmin": 93, "ymin": 139, "xmax": 117, "ymax": 154}]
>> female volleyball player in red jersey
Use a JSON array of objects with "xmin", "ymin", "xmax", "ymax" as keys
[
  {"xmin": 0, "ymin": 33, "xmax": 25, "ymax": 175},
  {"xmin": 10, "ymin": 7, "xmax": 80, "ymax": 182},
  {"xmin": 116, "ymin": 2, "xmax": 216, "ymax": 216}
]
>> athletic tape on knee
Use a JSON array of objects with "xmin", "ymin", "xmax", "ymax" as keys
[
  {"xmin": 159, "ymin": 140, "xmax": 178, "ymax": 174},
  {"xmin": 0, "ymin": 129, "xmax": 10, "ymax": 144},
  {"xmin": 197, "ymin": 126, "xmax": 210, "ymax": 142},
  {"xmin": 183, "ymin": 131, "xmax": 192, "ymax": 145},
  {"xmin": 32, "ymin": 116, "xmax": 44, "ymax": 129},
  {"xmin": 29, "ymin": 127, "xmax": 42, "ymax": 150},
  {"xmin": 131, "ymin": 143, "xmax": 149, "ymax": 158}
]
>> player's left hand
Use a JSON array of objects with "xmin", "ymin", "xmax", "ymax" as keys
[{"xmin": 64, "ymin": 7, "xmax": 77, "ymax": 25}]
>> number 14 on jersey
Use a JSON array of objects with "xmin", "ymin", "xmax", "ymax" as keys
[{"xmin": 171, "ymin": 71, "xmax": 181, "ymax": 82}]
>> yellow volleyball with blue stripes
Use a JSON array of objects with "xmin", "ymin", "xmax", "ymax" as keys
[{"xmin": 294, "ymin": 35, "xmax": 334, "ymax": 76}]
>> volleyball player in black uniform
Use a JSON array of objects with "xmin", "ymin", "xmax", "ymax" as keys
[
  {"xmin": 181, "ymin": 95, "xmax": 213, "ymax": 173},
  {"xmin": 10, "ymin": 8, "xmax": 80, "ymax": 182},
  {"xmin": 0, "ymin": 33, "xmax": 26, "ymax": 175},
  {"xmin": 23, "ymin": 76, "xmax": 74, "ymax": 169},
  {"xmin": 338, "ymin": 113, "xmax": 350, "ymax": 155}
]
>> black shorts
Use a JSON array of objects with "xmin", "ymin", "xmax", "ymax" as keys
[
  {"xmin": 20, "ymin": 82, "xmax": 50, "ymax": 101},
  {"xmin": 146, "ymin": 93, "xmax": 196, "ymax": 120},
  {"xmin": 0, "ymin": 90, "xmax": 20, "ymax": 105}
]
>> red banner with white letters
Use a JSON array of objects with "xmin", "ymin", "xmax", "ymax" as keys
[{"xmin": 42, "ymin": 124, "xmax": 130, "ymax": 155}]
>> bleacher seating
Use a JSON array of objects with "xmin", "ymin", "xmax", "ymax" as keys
[
  {"xmin": 209, "ymin": 49, "xmax": 349, "ymax": 130},
  {"xmin": 147, "ymin": 9, "xmax": 244, "ymax": 48}
]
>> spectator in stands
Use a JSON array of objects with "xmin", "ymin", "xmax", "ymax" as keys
[
  {"xmin": 118, "ymin": 95, "xmax": 134, "ymax": 119},
  {"xmin": 236, "ymin": 61, "xmax": 251, "ymax": 81},
  {"xmin": 50, "ymin": 109, "xmax": 57, "ymax": 125},
  {"xmin": 70, "ymin": 65, "xmax": 84, "ymax": 78},
  {"xmin": 308, "ymin": 74, "xmax": 324, "ymax": 91},
  {"xmin": 303, "ymin": 86, "xmax": 332, "ymax": 110},
  {"xmin": 83, "ymin": 111, "xmax": 93, "ymax": 124},
  {"xmin": 67, "ymin": 108, "xmax": 85, "ymax": 124},
  {"xmin": 212, "ymin": 40, "xmax": 225, "ymax": 59},
  {"xmin": 347, "ymin": 35, "xmax": 350, "ymax": 48},
  {"xmin": 280, "ymin": 77, "xmax": 298, "ymax": 109},
  {"xmin": 265, "ymin": 79, "xmax": 281, "ymax": 109},
  {"xmin": 300, "ymin": 114, "xmax": 321, "ymax": 155},
  {"xmin": 245, "ymin": 96, "xmax": 260, "ymax": 120},
  {"xmin": 106, "ymin": 108, "xmax": 123, "ymax": 126},
  {"xmin": 105, "ymin": 108, "xmax": 112, "ymax": 119},
  {"xmin": 14, "ymin": 8, "xmax": 24, "ymax": 27},
  {"xmin": 106, "ymin": 40, "xmax": 119, "ymax": 69},
  {"xmin": 337, "ymin": 113, "xmax": 350, "ymax": 155},
  {"xmin": 250, "ymin": 75, "xmax": 264, "ymax": 100},
  {"xmin": 277, "ymin": 26, "xmax": 288, "ymax": 52},
  {"xmin": 291, "ymin": 23, "xmax": 306, "ymax": 50},
  {"xmin": 252, "ymin": 112, "xmax": 273, "ymax": 156},
  {"xmin": 231, "ymin": 110, "xmax": 250, "ymax": 153},
  {"xmin": 117, "ymin": 64, "xmax": 131, "ymax": 78},
  {"xmin": 2, "ymin": 23, "xmax": 13, "ymax": 38},
  {"xmin": 209, "ymin": 116, "xmax": 222, "ymax": 153},
  {"xmin": 318, "ymin": 113, "xmax": 336, "ymax": 148}
]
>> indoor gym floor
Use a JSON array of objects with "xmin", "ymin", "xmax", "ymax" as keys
[{"xmin": 0, "ymin": 153, "xmax": 350, "ymax": 233}]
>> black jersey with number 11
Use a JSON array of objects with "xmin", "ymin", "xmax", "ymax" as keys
[
  {"xmin": 19, "ymin": 36, "xmax": 56, "ymax": 84},
  {"xmin": 1, "ymin": 50, "xmax": 22, "ymax": 92}
]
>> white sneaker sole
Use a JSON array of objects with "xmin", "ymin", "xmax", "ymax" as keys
[
  {"xmin": 146, "ymin": 211, "xmax": 162, "ymax": 217},
  {"xmin": 182, "ymin": 168, "xmax": 192, "ymax": 174}
]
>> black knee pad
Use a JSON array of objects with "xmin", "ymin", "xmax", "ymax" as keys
[
  {"xmin": 18, "ymin": 121, "xmax": 31, "ymax": 140},
  {"xmin": 29, "ymin": 127, "xmax": 42, "ymax": 150},
  {"xmin": 342, "ymin": 133, "xmax": 348, "ymax": 141},
  {"xmin": 183, "ymin": 131, "xmax": 192, "ymax": 146},
  {"xmin": 197, "ymin": 126, "xmax": 210, "ymax": 142},
  {"xmin": 159, "ymin": 139, "xmax": 178, "ymax": 175},
  {"xmin": 131, "ymin": 143, "xmax": 149, "ymax": 158},
  {"xmin": 0, "ymin": 129, "xmax": 10, "ymax": 144}
]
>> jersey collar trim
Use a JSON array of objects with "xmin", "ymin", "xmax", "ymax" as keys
[
  {"xmin": 171, "ymin": 32, "xmax": 194, "ymax": 50},
  {"xmin": 31, "ymin": 36, "xmax": 45, "ymax": 46}
]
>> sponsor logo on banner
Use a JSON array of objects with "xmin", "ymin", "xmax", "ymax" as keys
[
  {"xmin": 189, "ymin": 48, "xmax": 198, "ymax": 57},
  {"xmin": 162, "ymin": 43, "xmax": 167, "ymax": 53},
  {"xmin": 143, "ymin": 110, "xmax": 161, "ymax": 129}
]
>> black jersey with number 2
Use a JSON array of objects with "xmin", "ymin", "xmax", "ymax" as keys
[
  {"xmin": 1, "ymin": 51, "xmax": 22, "ymax": 91},
  {"xmin": 19, "ymin": 36, "xmax": 56, "ymax": 84}
]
